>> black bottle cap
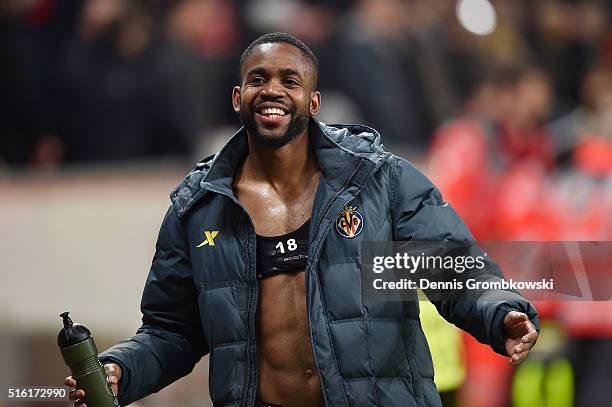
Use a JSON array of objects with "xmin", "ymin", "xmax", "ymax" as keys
[{"xmin": 57, "ymin": 312, "xmax": 91, "ymax": 348}]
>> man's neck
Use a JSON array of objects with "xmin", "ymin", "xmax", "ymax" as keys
[{"xmin": 239, "ymin": 129, "xmax": 319, "ymax": 194}]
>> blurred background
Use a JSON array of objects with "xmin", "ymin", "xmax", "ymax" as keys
[{"xmin": 1, "ymin": 0, "xmax": 611, "ymax": 406}]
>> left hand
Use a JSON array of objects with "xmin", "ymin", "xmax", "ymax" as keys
[{"xmin": 503, "ymin": 311, "xmax": 539, "ymax": 365}]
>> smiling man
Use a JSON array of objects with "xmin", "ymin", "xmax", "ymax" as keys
[{"xmin": 65, "ymin": 32, "xmax": 539, "ymax": 407}]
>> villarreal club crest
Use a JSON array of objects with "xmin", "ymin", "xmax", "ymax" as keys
[{"xmin": 336, "ymin": 205, "xmax": 364, "ymax": 238}]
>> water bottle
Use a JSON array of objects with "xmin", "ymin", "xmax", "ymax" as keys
[{"xmin": 58, "ymin": 312, "xmax": 119, "ymax": 407}]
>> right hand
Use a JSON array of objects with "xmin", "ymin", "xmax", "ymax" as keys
[{"xmin": 64, "ymin": 363, "xmax": 122, "ymax": 407}]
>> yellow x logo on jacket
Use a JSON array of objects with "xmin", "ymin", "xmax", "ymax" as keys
[{"xmin": 196, "ymin": 231, "xmax": 219, "ymax": 247}]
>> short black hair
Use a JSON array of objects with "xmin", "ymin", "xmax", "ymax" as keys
[{"xmin": 239, "ymin": 32, "xmax": 319, "ymax": 88}]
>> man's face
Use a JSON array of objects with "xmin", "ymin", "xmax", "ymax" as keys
[{"xmin": 233, "ymin": 43, "xmax": 320, "ymax": 148}]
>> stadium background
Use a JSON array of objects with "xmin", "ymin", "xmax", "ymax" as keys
[{"xmin": 1, "ymin": 0, "xmax": 611, "ymax": 406}]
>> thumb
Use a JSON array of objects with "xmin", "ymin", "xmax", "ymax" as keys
[
  {"xmin": 509, "ymin": 311, "xmax": 527, "ymax": 320},
  {"xmin": 505, "ymin": 311, "xmax": 527, "ymax": 326},
  {"xmin": 503, "ymin": 311, "xmax": 529, "ymax": 339},
  {"xmin": 104, "ymin": 363, "xmax": 122, "ymax": 396}
]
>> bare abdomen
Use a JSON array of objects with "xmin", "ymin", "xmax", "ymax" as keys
[{"xmin": 256, "ymin": 271, "xmax": 325, "ymax": 407}]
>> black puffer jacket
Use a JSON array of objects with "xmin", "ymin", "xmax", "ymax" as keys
[{"xmin": 99, "ymin": 117, "xmax": 539, "ymax": 407}]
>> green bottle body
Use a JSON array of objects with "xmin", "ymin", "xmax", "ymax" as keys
[{"xmin": 61, "ymin": 337, "xmax": 119, "ymax": 407}]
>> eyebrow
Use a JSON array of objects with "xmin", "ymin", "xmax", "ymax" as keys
[
  {"xmin": 279, "ymin": 68, "xmax": 303, "ymax": 79},
  {"xmin": 245, "ymin": 67, "xmax": 267, "ymax": 78},
  {"xmin": 245, "ymin": 66, "xmax": 304, "ymax": 79}
]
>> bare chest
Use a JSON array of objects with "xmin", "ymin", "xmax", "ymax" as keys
[{"xmin": 234, "ymin": 175, "xmax": 320, "ymax": 236}]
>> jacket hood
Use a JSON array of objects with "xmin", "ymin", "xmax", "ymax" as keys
[{"xmin": 171, "ymin": 116, "xmax": 389, "ymax": 217}]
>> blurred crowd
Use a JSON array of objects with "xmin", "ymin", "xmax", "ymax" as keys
[
  {"xmin": 0, "ymin": 0, "xmax": 610, "ymax": 171},
  {"xmin": 416, "ymin": 4, "xmax": 612, "ymax": 405}
]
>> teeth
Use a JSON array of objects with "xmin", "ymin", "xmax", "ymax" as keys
[{"xmin": 261, "ymin": 107, "xmax": 286, "ymax": 116}]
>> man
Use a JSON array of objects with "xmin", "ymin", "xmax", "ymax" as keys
[{"xmin": 65, "ymin": 32, "xmax": 539, "ymax": 407}]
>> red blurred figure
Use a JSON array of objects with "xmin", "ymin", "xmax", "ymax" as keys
[
  {"xmin": 429, "ymin": 65, "xmax": 555, "ymax": 407},
  {"xmin": 429, "ymin": 65, "xmax": 555, "ymax": 241},
  {"xmin": 430, "ymin": 63, "xmax": 612, "ymax": 407}
]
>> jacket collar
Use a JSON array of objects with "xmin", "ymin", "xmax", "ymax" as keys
[
  {"xmin": 172, "ymin": 116, "xmax": 388, "ymax": 217},
  {"xmin": 204, "ymin": 116, "xmax": 384, "ymax": 191}
]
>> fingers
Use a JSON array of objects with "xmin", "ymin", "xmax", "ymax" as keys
[
  {"xmin": 511, "ymin": 333, "xmax": 537, "ymax": 355},
  {"xmin": 69, "ymin": 388, "xmax": 87, "ymax": 407},
  {"xmin": 65, "ymin": 377, "xmax": 83, "ymax": 401},
  {"xmin": 509, "ymin": 348, "xmax": 531, "ymax": 365},
  {"xmin": 70, "ymin": 389, "xmax": 87, "ymax": 406},
  {"xmin": 66, "ymin": 375, "xmax": 87, "ymax": 406},
  {"xmin": 522, "ymin": 330, "xmax": 539, "ymax": 343},
  {"xmin": 508, "ymin": 329, "xmax": 539, "ymax": 365},
  {"xmin": 511, "ymin": 342, "xmax": 532, "ymax": 355},
  {"xmin": 503, "ymin": 312, "xmax": 539, "ymax": 365},
  {"xmin": 69, "ymin": 389, "xmax": 85, "ymax": 399}
]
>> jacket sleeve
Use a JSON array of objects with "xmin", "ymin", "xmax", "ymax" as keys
[
  {"xmin": 99, "ymin": 206, "xmax": 208, "ymax": 406},
  {"xmin": 389, "ymin": 157, "xmax": 540, "ymax": 356}
]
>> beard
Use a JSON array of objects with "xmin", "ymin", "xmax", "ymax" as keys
[{"xmin": 240, "ymin": 104, "xmax": 310, "ymax": 149}]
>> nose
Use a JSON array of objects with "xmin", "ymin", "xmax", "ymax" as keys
[{"xmin": 260, "ymin": 79, "xmax": 284, "ymax": 98}]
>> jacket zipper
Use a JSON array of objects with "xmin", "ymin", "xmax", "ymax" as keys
[
  {"xmin": 242, "ymin": 221, "xmax": 257, "ymax": 407},
  {"xmin": 305, "ymin": 157, "xmax": 364, "ymax": 407},
  {"xmin": 201, "ymin": 184, "xmax": 258, "ymax": 407}
]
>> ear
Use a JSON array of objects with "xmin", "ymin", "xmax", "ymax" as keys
[
  {"xmin": 232, "ymin": 86, "xmax": 241, "ymax": 113},
  {"xmin": 309, "ymin": 90, "xmax": 321, "ymax": 116}
]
